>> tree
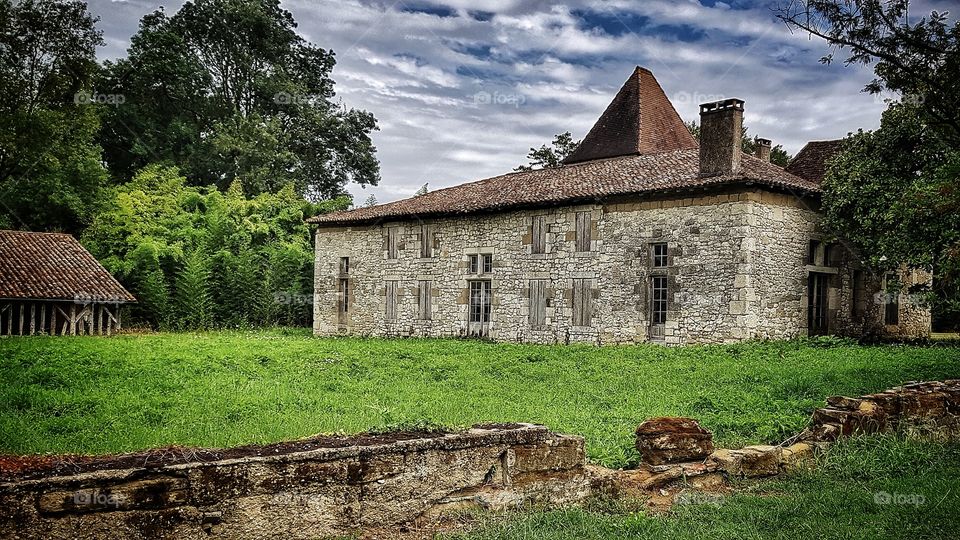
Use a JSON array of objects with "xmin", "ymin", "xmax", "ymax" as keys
[
  {"xmin": 364, "ymin": 194, "xmax": 378, "ymax": 207},
  {"xmin": 515, "ymin": 132, "xmax": 580, "ymax": 171},
  {"xmin": 415, "ymin": 184, "xmax": 428, "ymax": 196},
  {"xmin": 776, "ymin": 0, "xmax": 960, "ymax": 144},
  {"xmin": 822, "ymin": 103, "xmax": 960, "ymax": 328},
  {"xmin": 174, "ymin": 249, "xmax": 213, "ymax": 329},
  {"xmin": 0, "ymin": 0, "xmax": 108, "ymax": 232},
  {"xmin": 98, "ymin": 0, "xmax": 380, "ymax": 200},
  {"xmin": 684, "ymin": 121, "xmax": 793, "ymax": 166}
]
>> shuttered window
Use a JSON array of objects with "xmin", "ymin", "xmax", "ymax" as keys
[
  {"xmin": 531, "ymin": 215, "xmax": 546, "ymax": 254},
  {"xmin": 529, "ymin": 280, "xmax": 547, "ymax": 327},
  {"xmin": 418, "ymin": 280, "xmax": 432, "ymax": 320},
  {"xmin": 572, "ymin": 278, "xmax": 593, "ymax": 326},
  {"xmin": 575, "ymin": 212, "xmax": 591, "ymax": 252},
  {"xmin": 385, "ymin": 281, "xmax": 398, "ymax": 320},
  {"xmin": 420, "ymin": 224, "xmax": 433, "ymax": 258},
  {"xmin": 387, "ymin": 227, "xmax": 398, "ymax": 259}
]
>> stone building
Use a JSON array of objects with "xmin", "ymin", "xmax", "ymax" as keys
[{"xmin": 309, "ymin": 67, "xmax": 930, "ymax": 344}]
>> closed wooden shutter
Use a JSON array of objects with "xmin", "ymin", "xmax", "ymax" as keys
[
  {"xmin": 572, "ymin": 278, "xmax": 593, "ymax": 326},
  {"xmin": 385, "ymin": 281, "xmax": 398, "ymax": 320},
  {"xmin": 387, "ymin": 228, "xmax": 398, "ymax": 259},
  {"xmin": 418, "ymin": 280, "xmax": 432, "ymax": 320},
  {"xmin": 532, "ymin": 216, "xmax": 546, "ymax": 254},
  {"xmin": 529, "ymin": 280, "xmax": 547, "ymax": 327},
  {"xmin": 420, "ymin": 225, "xmax": 433, "ymax": 258},
  {"xmin": 575, "ymin": 212, "xmax": 591, "ymax": 252}
]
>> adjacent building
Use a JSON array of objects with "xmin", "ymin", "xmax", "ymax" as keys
[{"xmin": 309, "ymin": 67, "xmax": 930, "ymax": 344}]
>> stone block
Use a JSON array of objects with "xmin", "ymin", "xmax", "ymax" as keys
[{"xmin": 635, "ymin": 417, "xmax": 714, "ymax": 465}]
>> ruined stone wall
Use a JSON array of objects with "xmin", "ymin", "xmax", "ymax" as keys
[
  {"xmin": 314, "ymin": 188, "xmax": 930, "ymax": 344},
  {"xmin": 0, "ymin": 425, "xmax": 589, "ymax": 540}
]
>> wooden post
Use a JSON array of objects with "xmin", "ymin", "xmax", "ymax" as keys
[
  {"xmin": 40, "ymin": 304, "xmax": 46, "ymax": 335},
  {"xmin": 68, "ymin": 304, "xmax": 76, "ymax": 336},
  {"xmin": 2, "ymin": 303, "xmax": 9, "ymax": 335},
  {"xmin": 93, "ymin": 304, "xmax": 99, "ymax": 335},
  {"xmin": 50, "ymin": 305, "xmax": 56, "ymax": 336},
  {"xmin": 29, "ymin": 303, "xmax": 36, "ymax": 335},
  {"xmin": 116, "ymin": 308, "xmax": 121, "ymax": 332},
  {"xmin": 19, "ymin": 303, "xmax": 25, "ymax": 335}
]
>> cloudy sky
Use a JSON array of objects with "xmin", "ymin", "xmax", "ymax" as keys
[{"xmin": 87, "ymin": 0, "xmax": 951, "ymax": 204}]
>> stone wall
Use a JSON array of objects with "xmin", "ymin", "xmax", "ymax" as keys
[
  {"xmin": 0, "ymin": 424, "xmax": 590, "ymax": 540},
  {"xmin": 314, "ymin": 187, "xmax": 930, "ymax": 344}
]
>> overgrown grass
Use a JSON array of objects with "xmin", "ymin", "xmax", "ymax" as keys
[
  {"xmin": 448, "ymin": 435, "xmax": 960, "ymax": 540},
  {"xmin": 1, "ymin": 329, "xmax": 958, "ymax": 469}
]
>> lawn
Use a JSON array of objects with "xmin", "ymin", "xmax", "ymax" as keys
[
  {"xmin": 448, "ymin": 435, "xmax": 960, "ymax": 540},
  {"xmin": 1, "ymin": 329, "xmax": 959, "ymax": 469}
]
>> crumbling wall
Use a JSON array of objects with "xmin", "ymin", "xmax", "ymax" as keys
[{"xmin": 0, "ymin": 424, "xmax": 591, "ymax": 539}]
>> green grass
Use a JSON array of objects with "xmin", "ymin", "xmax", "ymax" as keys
[
  {"xmin": 1, "ymin": 330, "xmax": 959, "ymax": 469},
  {"xmin": 448, "ymin": 435, "xmax": 960, "ymax": 540}
]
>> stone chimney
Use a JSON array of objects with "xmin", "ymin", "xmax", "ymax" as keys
[
  {"xmin": 698, "ymin": 98, "xmax": 744, "ymax": 177},
  {"xmin": 754, "ymin": 137, "xmax": 771, "ymax": 162}
]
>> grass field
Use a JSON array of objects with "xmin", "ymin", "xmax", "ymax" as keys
[
  {"xmin": 449, "ymin": 435, "xmax": 960, "ymax": 540},
  {"xmin": 1, "ymin": 329, "xmax": 959, "ymax": 469}
]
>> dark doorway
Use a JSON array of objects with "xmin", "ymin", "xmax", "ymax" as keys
[{"xmin": 807, "ymin": 273, "xmax": 829, "ymax": 335}]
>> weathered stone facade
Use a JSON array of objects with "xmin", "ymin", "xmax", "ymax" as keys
[{"xmin": 313, "ymin": 186, "xmax": 930, "ymax": 344}]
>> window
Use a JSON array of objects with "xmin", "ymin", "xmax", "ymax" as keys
[
  {"xmin": 468, "ymin": 280, "xmax": 492, "ymax": 323},
  {"xmin": 468, "ymin": 254, "xmax": 492, "ymax": 274},
  {"xmin": 385, "ymin": 281, "xmax": 398, "ymax": 320},
  {"xmin": 387, "ymin": 227, "xmax": 398, "ymax": 259},
  {"xmin": 531, "ymin": 215, "xmax": 547, "ymax": 254},
  {"xmin": 338, "ymin": 278, "xmax": 349, "ymax": 313},
  {"xmin": 420, "ymin": 224, "xmax": 434, "ymax": 258},
  {"xmin": 529, "ymin": 280, "xmax": 547, "ymax": 327},
  {"xmin": 808, "ymin": 240, "xmax": 820, "ymax": 265},
  {"xmin": 884, "ymin": 272, "xmax": 899, "ymax": 325},
  {"xmin": 418, "ymin": 280, "xmax": 432, "ymax": 320},
  {"xmin": 652, "ymin": 243, "xmax": 668, "ymax": 267},
  {"xmin": 572, "ymin": 278, "xmax": 593, "ymax": 326},
  {"xmin": 823, "ymin": 244, "xmax": 834, "ymax": 267},
  {"xmin": 575, "ymin": 211, "xmax": 592, "ymax": 252},
  {"xmin": 339, "ymin": 257, "xmax": 350, "ymax": 274},
  {"xmin": 651, "ymin": 276, "xmax": 667, "ymax": 325}
]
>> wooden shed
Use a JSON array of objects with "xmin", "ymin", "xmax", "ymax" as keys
[{"xmin": 0, "ymin": 230, "xmax": 136, "ymax": 336}]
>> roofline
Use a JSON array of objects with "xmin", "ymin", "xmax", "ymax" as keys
[
  {"xmin": 310, "ymin": 179, "xmax": 821, "ymax": 228},
  {"xmin": 0, "ymin": 297, "xmax": 136, "ymax": 304}
]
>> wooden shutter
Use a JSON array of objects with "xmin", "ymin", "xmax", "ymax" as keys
[
  {"xmin": 572, "ymin": 278, "xmax": 593, "ymax": 326},
  {"xmin": 575, "ymin": 212, "xmax": 591, "ymax": 252},
  {"xmin": 420, "ymin": 225, "xmax": 432, "ymax": 258},
  {"xmin": 418, "ymin": 280, "xmax": 432, "ymax": 320},
  {"xmin": 529, "ymin": 280, "xmax": 547, "ymax": 327},
  {"xmin": 532, "ymin": 216, "xmax": 546, "ymax": 254},
  {"xmin": 385, "ymin": 281, "xmax": 398, "ymax": 320},
  {"xmin": 387, "ymin": 228, "xmax": 398, "ymax": 259}
]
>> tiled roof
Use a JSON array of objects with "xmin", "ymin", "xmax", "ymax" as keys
[
  {"xmin": 785, "ymin": 139, "xmax": 845, "ymax": 183},
  {"xmin": 0, "ymin": 230, "xmax": 136, "ymax": 303},
  {"xmin": 562, "ymin": 67, "xmax": 698, "ymax": 164},
  {"xmin": 309, "ymin": 150, "xmax": 820, "ymax": 225}
]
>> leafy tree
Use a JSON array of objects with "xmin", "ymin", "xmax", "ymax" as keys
[
  {"xmin": 415, "ymin": 184, "xmax": 429, "ymax": 196},
  {"xmin": 823, "ymin": 103, "xmax": 960, "ymax": 329},
  {"xmin": 83, "ymin": 164, "xmax": 349, "ymax": 329},
  {"xmin": 776, "ymin": 0, "xmax": 960, "ymax": 144},
  {"xmin": 364, "ymin": 194, "xmax": 378, "ymax": 207},
  {"xmin": 515, "ymin": 132, "xmax": 580, "ymax": 171},
  {"xmin": 98, "ymin": 0, "xmax": 380, "ymax": 199},
  {"xmin": 684, "ymin": 121, "xmax": 792, "ymax": 166},
  {"xmin": 0, "ymin": 0, "xmax": 107, "ymax": 232}
]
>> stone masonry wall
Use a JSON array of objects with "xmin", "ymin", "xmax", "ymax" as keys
[
  {"xmin": 0, "ymin": 424, "xmax": 590, "ymax": 540},
  {"xmin": 314, "ymin": 188, "xmax": 930, "ymax": 344}
]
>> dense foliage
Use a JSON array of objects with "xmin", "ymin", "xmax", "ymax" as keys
[
  {"xmin": 81, "ymin": 165, "xmax": 350, "ymax": 329},
  {"xmin": 823, "ymin": 104, "xmax": 960, "ymax": 328},
  {"xmin": 97, "ymin": 0, "xmax": 380, "ymax": 199},
  {"xmin": 514, "ymin": 132, "xmax": 581, "ymax": 171},
  {"xmin": 0, "ymin": 0, "xmax": 107, "ymax": 232}
]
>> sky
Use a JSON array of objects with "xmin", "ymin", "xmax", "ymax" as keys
[{"xmin": 86, "ymin": 0, "xmax": 953, "ymax": 205}]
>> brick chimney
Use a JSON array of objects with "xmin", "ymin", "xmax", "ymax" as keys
[
  {"xmin": 754, "ymin": 137, "xmax": 771, "ymax": 162},
  {"xmin": 698, "ymin": 98, "xmax": 744, "ymax": 177}
]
